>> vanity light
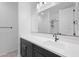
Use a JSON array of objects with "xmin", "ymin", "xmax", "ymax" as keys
[
  {"xmin": 37, "ymin": 2, "xmax": 43, "ymax": 9},
  {"xmin": 36, "ymin": 2, "xmax": 47, "ymax": 10}
]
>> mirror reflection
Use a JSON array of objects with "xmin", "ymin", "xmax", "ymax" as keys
[{"xmin": 31, "ymin": 2, "xmax": 79, "ymax": 37}]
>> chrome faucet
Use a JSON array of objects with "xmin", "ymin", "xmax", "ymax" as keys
[{"xmin": 53, "ymin": 33, "xmax": 59, "ymax": 42}]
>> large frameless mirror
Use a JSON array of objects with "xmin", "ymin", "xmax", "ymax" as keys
[{"xmin": 31, "ymin": 2, "xmax": 79, "ymax": 37}]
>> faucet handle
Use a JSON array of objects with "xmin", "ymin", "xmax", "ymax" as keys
[{"xmin": 53, "ymin": 33, "xmax": 56, "ymax": 37}]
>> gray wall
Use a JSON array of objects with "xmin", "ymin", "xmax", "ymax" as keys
[{"xmin": 0, "ymin": 2, "xmax": 18, "ymax": 55}]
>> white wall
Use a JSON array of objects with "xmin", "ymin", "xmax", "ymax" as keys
[
  {"xmin": 31, "ymin": 3, "xmax": 39, "ymax": 32},
  {"xmin": 0, "ymin": 2, "xmax": 18, "ymax": 55},
  {"xmin": 18, "ymin": 3, "xmax": 32, "ymax": 56},
  {"xmin": 19, "ymin": 2, "xmax": 31, "ymax": 36}
]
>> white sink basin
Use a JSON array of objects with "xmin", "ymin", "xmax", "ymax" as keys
[
  {"xmin": 44, "ymin": 40, "xmax": 65, "ymax": 49},
  {"xmin": 32, "ymin": 35, "xmax": 65, "ymax": 49}
]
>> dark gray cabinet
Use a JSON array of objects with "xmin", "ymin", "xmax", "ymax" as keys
[
  {"xmin": 20, "ymin": 38, "xmax": 61, "ymax": 57},
  {"xmin": 32, "ymin": 44, "xmax": 61, "ymax": 57},
  {"xmin": 20, "ymin": 38, "xmax": 32, "ymax": 57}
]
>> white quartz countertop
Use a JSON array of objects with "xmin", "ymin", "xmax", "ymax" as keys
[{"xmin": 20, "ymin": 33, "xmax": 79, "ymax": 57}]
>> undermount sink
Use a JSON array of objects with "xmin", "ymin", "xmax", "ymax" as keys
[
  {"xmin": 32, "ymin": 35, "xmax": 65, "ymax": 49},
  {"xmin": 44, "ymin": 39, "xmax": 65, "ymax": 49}
]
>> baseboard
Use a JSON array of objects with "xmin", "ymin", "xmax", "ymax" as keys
[{"xmin": 0, "ymin": 48, "xmax": 18, "ymax": 57}]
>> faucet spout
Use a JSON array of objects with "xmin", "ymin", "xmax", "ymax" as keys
[
  {"xmin": 53, "ymin": 33, "xmax": 59, "ymax": 42},
  {"xmin": 55, "ymin": 37, "xmax": 59, "ymax": 42}
]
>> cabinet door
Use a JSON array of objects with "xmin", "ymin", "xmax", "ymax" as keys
[
  {"xmin": 33, "ymin": 50, "xmax": 44, "ymax": 57},
  {"xmin": 20, "ymin": 38, "xmax": 32, "ymax": 57},
  {"xmin": 32, "ymin": 45, "xmax": 46, "ymax": 57},
  {"xmin": 20, "ymin": 44, "xmax": 27, "ymax": 57},
  {"xmin": 33, "ymin": 44, "xmax": 61, "ymax": 57}
]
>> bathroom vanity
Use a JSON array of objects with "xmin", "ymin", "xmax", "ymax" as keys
[
  {"xmin": 20, "ymin": 33, "xmax": 79, "ymax": 57},
  {"xmin": 20, "ymin": 38, "xmax": 61, "ymax": 57},
  {"xmin": 19, "ymin": 2, "xmax": 79, "ymax": 57}
]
